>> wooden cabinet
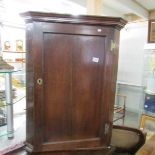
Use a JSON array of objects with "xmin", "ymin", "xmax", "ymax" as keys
[{"xmin": 21, "ymin": 12, "xmax": 126, "ymax": 154}]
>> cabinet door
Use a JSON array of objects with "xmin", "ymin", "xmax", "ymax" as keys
[{"xmin": 38, "ymin": 32, "xmax": 107, "ymax": 151}]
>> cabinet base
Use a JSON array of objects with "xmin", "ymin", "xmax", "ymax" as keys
[{"xmin": 25, "ymin": 145, "xmax": 114, "ymax": 155}]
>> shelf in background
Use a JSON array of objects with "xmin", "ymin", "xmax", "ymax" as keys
[
  {"xmin": 0, "ymin": 70, "xmax": 22, "ymax": 74},
  {"xmin": 0, "ymin": 88, "xmax": 26, "ymax": 138},
  {"xmin": 6, "ymin": 61, "xmax": 25, "ymax": 63},
  {"xmin": 0, "ymin": 87, "xmax": 26, "ymax": 107},
  {"xmin": 0, "ymin": 112, "xmax": 25, "ymax": 137},
  {"xmin": 0, "ymin": 96, "xmax": 26, "ymax": 108},
  {"xmin": 2, "ymin": 51, "xmax": 26, "ymax": 53}
]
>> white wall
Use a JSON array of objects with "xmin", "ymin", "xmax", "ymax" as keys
[{"xmin": 117, "ymin": 21, "xmax": 148, "ymax": 113}]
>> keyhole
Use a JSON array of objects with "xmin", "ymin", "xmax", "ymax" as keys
[{"xmin": 37, "ymin": 78, "xmax": 43, "ymax": 85}]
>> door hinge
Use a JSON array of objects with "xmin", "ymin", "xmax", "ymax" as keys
[
  {"xmin": 111, "ymin": 40, "xmax": 116, "ymax": 51},
  {"xmin": 104, "ymin": 123, "xmax": 110, "ymax": 135}
]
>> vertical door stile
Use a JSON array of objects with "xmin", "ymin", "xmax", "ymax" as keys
[{"xmin": 70, "ymin": 37, "xmax": 73, "ymax": 139}]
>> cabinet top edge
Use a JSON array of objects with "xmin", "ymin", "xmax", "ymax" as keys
[{"xmin": 20, "ymin": 11, "xmax": 127, "ymax": 30}]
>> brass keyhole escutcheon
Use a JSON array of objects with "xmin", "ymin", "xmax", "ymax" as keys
[{"xmin": 37, "ymin": 78, "xmax": 43, "ymax": 85}]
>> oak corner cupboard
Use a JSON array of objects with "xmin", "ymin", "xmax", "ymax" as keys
[{"xmin": 21, "ymin": 11, "xmax": 126, "ymax": 155}]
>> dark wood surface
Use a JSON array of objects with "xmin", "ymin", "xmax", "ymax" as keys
[
  {"xmin": 21, "ymin": 12, "xmax": 126, "ymax": 153},
  {"xmin": 20, "ymin": 11, "xmax": 126, "ymax": 30},
  {"xmin": 7, "ymin": 147, "xmax": 115, "ymax": 155},
  {"xmin": 43, "ymin": 34, "xmax": 105, "ymax": 144}
]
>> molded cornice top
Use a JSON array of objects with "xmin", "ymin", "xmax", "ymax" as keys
[{"xmin": 21, "ymin": 11, "xmax": 127, "ymax": 30}]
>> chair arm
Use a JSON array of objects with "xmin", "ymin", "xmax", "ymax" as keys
[{"xmin": 111, "ymin": 125, "xmax": 146, "ymax": 154}]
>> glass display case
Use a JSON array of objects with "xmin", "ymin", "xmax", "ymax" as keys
[
  {"xmin": 0, "ymin": 69, "xmax": 25, "ymax": 137},
  {"xmin": 0, "ymin": 69, "xmax": 26, "ymax": 154}
]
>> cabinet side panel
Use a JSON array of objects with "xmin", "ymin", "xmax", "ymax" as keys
[
  {"xmin": 26, "ymin": 23, "xmax": 35, "ymax": 147},
  {"xmin": 101, "ymin": 29, "xmax": 120, "ymax": 144}
]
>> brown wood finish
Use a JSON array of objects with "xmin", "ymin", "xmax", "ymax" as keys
[
  {"xmin": 7, "ymin": 147, "xmax": 115, "ymax": 155},
  {"xmin": 21, "ymin": 11, "xmax": 126, "ymax": 154},
  {"xmin": 43, "ymin": 34, "xmax": 72, "ymax": 143}
]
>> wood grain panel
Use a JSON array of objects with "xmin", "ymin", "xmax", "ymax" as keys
[
  {"xmin": 7, "ymin": 147, "xmax": 114, "ymax": 155},
  {"xmin": 72, "ymin": 35, "xmax": 105, "ymax": 140},
  {"xmin": 43, "ymin": 33, "xmax": 72, "ymax": 142},
  {"xmin": 42, "ymin": 33, "xmax": 105, "ymax": 148}
]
